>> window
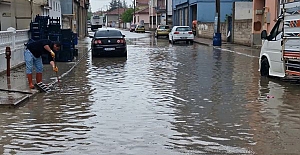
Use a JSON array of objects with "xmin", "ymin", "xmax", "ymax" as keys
[
  {"xmin": 176, "ymin": 27, "xmax": 191, "ymax": 31},
  {"xmin": 93, "ymin": 16, "xmax": 100, "ymax": 19},
  {"xmin": 268, "ymin": 19, "xmax": 283, "ymax": 41},
  {"xmin": 159, "ymin": 26, "xmax": 170, "ymax": 29},
  {"xmin": 95, "ymin": 30, "xmax": 122, "ymax": 37}
]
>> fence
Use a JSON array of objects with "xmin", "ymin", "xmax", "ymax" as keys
[{"xmin": 0, "ymin": 28, "xmax": 29, "ymax": 74}]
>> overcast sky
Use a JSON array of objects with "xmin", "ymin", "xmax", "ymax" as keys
[{"xmin": 90, "ymin": 0, "xmax": 133, "ymax": 12}]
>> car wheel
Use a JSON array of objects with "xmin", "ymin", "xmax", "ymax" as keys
[
  {"xmin": 186, "ymin": 40, "xmax": 189, "ymax": 44},
  {"xmin": 260, "ymin": 58, "xmax": 270, "ymax": 77}
]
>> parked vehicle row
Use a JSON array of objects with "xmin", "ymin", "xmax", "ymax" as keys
[
  {"xmin": 129, "ymin": 24, "xmax": 145, "ymax": 33},
  {"xmin": 155, "ymin": 25, "xmax": 194, "ymax": 45}
]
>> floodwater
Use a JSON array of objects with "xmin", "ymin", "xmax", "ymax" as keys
[{"xmin": 1, "ymin": 30, "xmax": 300, "ymax": 154}]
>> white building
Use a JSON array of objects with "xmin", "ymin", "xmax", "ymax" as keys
[{"xmin": 42, "ymin": 0, "xmax": 62, "ymax": 25}]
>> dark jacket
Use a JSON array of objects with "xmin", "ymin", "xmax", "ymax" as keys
[{"xmin": 26, "ymin": 39, "xmax": 54, "ymax": 58}]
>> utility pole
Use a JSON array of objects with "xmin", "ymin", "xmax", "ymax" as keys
[
  {"xmin": 118, "ymin": 0, "xmax": 120, "ymax": 28},
  {"xmin": 165, "ymin": 0, "xmax": 168, "ymax": 25},
  {"xmin": 213, "ymin": 0, "xmax": 221, "ymax": 46},
  {"xmin": 133, "ymin": 0, "xmax": 136, "ymax": 24},
  {"xmin": 216, "ymin": 0, "xmax": 220, "ymax": 33}
]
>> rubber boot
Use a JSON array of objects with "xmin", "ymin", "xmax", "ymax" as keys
[
  {"xmin": 27, "ymin": 74, "xmax": 35, "ymax": 89},
  {"xmin": 36, "ymin": 73, "xmax": 42, "ymax": 83}
]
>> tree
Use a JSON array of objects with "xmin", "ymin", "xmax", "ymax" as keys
[
  {"xmin": 121, "ymin": 8, "xmax": 134, "ymax": 23},
  {"xmin": 122, "ymin": 0, "xmax": 128, "ymax": 8},
  {"xmin": 87, "ymin": 6, "xmax": 92, "ymax": 20},
  {"xmin": 109, "ymin": 0, "xmax": 123, "ymax": 11},
  {"xmin": 109, "ymin": 0, "xmax": 118, "ymax": 11}
]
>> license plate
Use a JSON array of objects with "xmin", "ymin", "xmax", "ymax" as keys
[
  {"xmin": 104, "ymin": 48, "xmax": 115, "ymax": 51},
  {"xmin": 180, "ymin": 37, "xmax": 187, "ymax": 39}
]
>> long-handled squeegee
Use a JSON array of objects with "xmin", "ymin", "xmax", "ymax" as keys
[{"xmin": 34, "ymin": 57, "xmax": 60, "ymax": 93}]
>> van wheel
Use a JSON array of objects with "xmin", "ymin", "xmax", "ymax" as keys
[{"xmin": 260, "ymin": 58, "xmax": 270, "ymax": 77}]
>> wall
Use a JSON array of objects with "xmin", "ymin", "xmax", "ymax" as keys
[
  {"xmin": 197, "ymin": 22, "xmax": 227, "ymax": 41},
  {"xmin": 197, "ymin": 1, "xmax": 233, "ymax": 22},
  {"xmin": 233, "ymin": 19, "xmax": 252, "ymax": 46},
  {"xmin": 167, "ymin": 0, "xmax": 172, "ymax": 16},
  {"xmin": 252, "ymin": 0, "xmax": 278, "ymax": 45},
  {"xmin": 235, "ymin": 2, "xmax": 253, "ymax": 20},
  {"xmin": 61, "ymin": 0, "xmax": 73, "ymax": 15},
  {"xmin": 172, "ymin": 0, "xmax": 188, "ymax": 9},
  {"xmin": 197, "ymin": 19, "xmax": 252, "ymax": 46},
  {"xmin": 136, "ymin": 14, "xmax": 150, "ymax": 25},
  {"xmin": 0, "ymin": 28, "xmax": 29, "ymax": 73},
  {"xmin": 0, "ymin": 3, "xmax": 11, "ymax": 31},
  {"xmin": 107, "ymin": 15, "xmax": 118, "ymax": 25}
]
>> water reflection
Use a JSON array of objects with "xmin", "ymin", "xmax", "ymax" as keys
[
  {"xmin": 1, "ymin": 34, "xmax": 300, "ymax": 154},
  {"xmin": 249, "ymin": 78, "xmax": 300, "ymax": 154}
]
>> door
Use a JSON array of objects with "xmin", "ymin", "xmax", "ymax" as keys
[
  {"xmin": 227, "ymin": 16, "xmax": 232, "ymax": 42},
  {"xmin": 265, "ymin": 19, "xmax": 284, "ymax": 75}
]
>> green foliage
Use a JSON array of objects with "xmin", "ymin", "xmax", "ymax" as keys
[
  {"xmin": 87, "ymin": 11, "xmax": 92, "ymax": 20},
  {"xmin": 121, "ymin": 8, "xmax": 134, "ymax": 23},
  {"xmin": 109, "ymin": 0, "xmax": 126, "ymax": 11}
]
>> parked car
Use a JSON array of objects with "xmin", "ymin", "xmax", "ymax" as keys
[
  {"xmin": 168, "ymin": 26, "xmax": 194, "ymax": 44},
  {"xmin": 135, "ymin": 25, "xmax": 145, "ymax": 33},
  {"xmin": 87, "ymin": 20, "xmax": 91, "ymax": 28},
  {"xmin": 129, "ymin": 24, "xmax": 136, "ymax": 32},
  {"xmin": 89, "ymin": 28, "xmax": 127, "ymax": 57},
  {"xmin": 155, "ymin": 25, "xmax": 171, "ymax": 38}
]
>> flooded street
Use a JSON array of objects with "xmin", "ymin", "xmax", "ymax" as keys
[{"xmin": 1, "ymin": 30, "xmax": 300, "ymax": 154}]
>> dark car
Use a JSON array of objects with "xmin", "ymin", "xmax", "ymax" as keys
[
  {"xmin": 129, "ymin": 24, "xmax": 136, "ymax": 32},
  {"xmin": 89, "ymin": 28, "xmax": 127, "ymax": 57}
]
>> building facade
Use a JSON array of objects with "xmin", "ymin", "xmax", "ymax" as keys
[
  {"xmin": 60, "ymin": 0, "xmax": 89, "ymax": 38},
  {"xmin": 251, "ymin": 0, "xmax": 299, "ymax": 45},
  {"xmin": 172, "ymin": 0, "xmax": 250, "ymax": 27},
  {"xmin": 148, "ymin": 0, "xmax": 172, "ymax": 29}
]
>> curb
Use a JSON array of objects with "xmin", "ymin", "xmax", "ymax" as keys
[{"xmin": 193, "ymin": 40, "xmax": 212, "ymax": 46}]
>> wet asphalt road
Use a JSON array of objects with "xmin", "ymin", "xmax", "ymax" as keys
[{"xmin": 1, "ymin": 30, "xmax": 300, "ymax": 154}]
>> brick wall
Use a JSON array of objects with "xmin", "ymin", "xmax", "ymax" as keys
[
  {"xmin": 196, "ymin": 22, "xmax": 227, "ymax": 41},
  {"xmin": 233, "ymin": 19, "xmax": 252, "ymax": 46},
  {"xmin": 196, "ymin": 19, "xmax": 252, "ymax": 46}
]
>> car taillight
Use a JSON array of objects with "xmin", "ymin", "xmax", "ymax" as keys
[
  {"xmin": 117, "ymin": 39, "xmax": 126, "ymax": 44},
  {"xmin": 188, "ymin": 31, "xmax": 193, "ymax": 34},
  {"xmin": 174, "ymin": 31, "xmax": 179, "ymax": 34},
  {"xmin": 94, "ymin": 40, "xmax": 102, "ymax": 44}
]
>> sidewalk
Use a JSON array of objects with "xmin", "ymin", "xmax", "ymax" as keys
[
  {"xmin": 0, "ymin": 39, "xmax": 89, "ymax": 107},
  {"xmin": 193, "ymin": 37, "xmax": 261, "ymax": 58}
]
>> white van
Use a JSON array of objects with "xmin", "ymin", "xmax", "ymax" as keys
[{"xmin": 259, "ymin": 1, "xmax": 300, "ymax": 79}]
